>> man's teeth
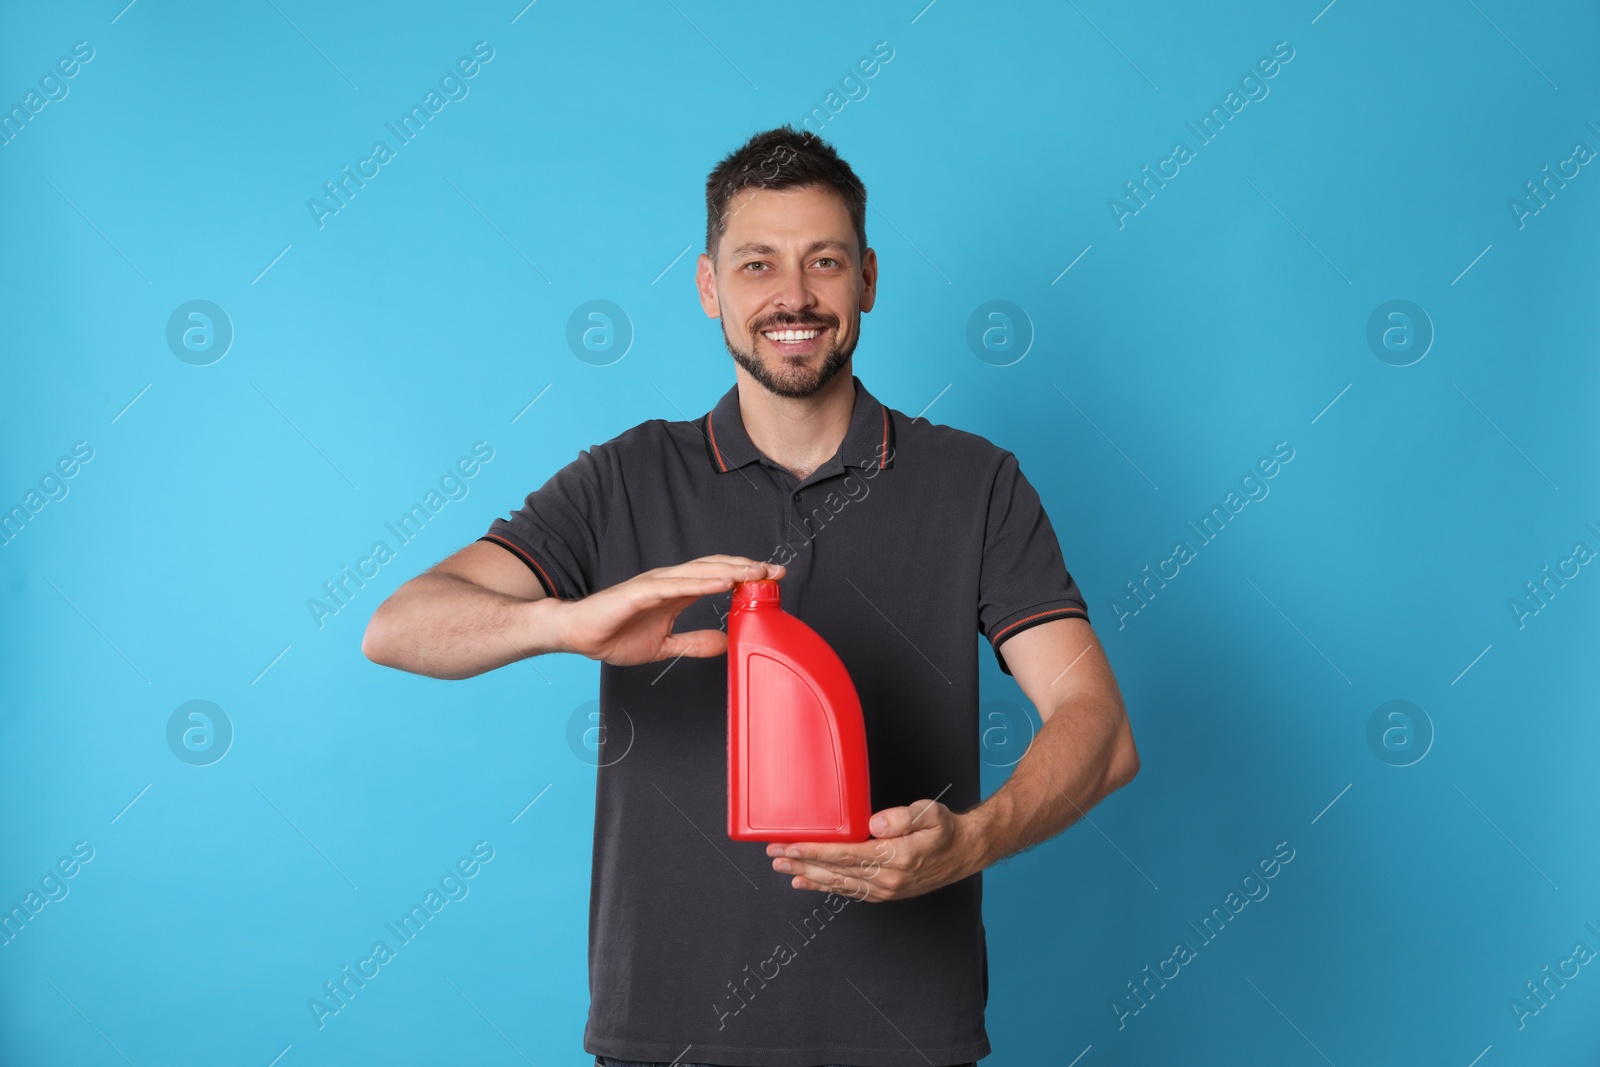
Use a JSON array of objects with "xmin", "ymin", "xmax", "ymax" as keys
[{"xmin": 762, "ymin": 328, "xmax": 822, "ymax": 342}]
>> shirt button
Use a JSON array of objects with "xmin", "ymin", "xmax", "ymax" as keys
[{"xmin": 791, "ymin": 491, "xmax": 802, "ymax": 501}]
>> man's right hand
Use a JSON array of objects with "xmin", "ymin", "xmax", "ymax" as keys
[
  {"xmin": 555, "ymin": 555, "xmax": 786, "ymax": 666},
  {"xmin": 364, "ymin": 543, "xmax": 784, "ymax": 680}
]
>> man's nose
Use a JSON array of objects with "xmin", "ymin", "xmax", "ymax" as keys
[{"xmin": 771, "ymin": 263, "xmax": 817, "ymax": 314}]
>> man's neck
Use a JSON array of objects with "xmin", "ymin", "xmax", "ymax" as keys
[{"xmin": 735, "ymin": 365, "xmax": 856, "ymax": 482}]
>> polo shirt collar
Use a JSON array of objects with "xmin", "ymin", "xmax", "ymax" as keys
[{"xmin": 705, "ymin": 374, "xmax": 895, "ymax": 475}]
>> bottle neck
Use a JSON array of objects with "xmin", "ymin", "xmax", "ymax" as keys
[{"xmin": 731, "ymin": 579, "xmax": 781, "ymax": 614}]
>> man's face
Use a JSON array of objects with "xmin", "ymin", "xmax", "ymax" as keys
[{"xmin": 697, "ymin": 184, "xmax": 877, "ymax": 399}]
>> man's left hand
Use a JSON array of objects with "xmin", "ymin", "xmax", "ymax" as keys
[{"xmin": 765, "ymin": 799, "xmax": 988, "ymax": 903}]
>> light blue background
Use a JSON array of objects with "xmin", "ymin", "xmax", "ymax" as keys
[{"xmin": 3, "ymin": 1, "xmax": 1598, "ymax": 1063}]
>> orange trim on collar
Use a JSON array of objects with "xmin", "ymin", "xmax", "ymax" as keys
[{"xmin": 707, "ymin": 411, "xmax": 728, "ymax": 472}]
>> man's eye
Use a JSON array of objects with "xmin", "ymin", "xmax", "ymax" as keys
[
  {"xmin": 815, "ymin": 258, "xmax": 838, "ymax": 268},
  {"xmin": 744, "ymin": 262, "xmax": 767, "ymax": 271}
]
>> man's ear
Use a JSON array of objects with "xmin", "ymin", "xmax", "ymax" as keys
[
  {"xmin": 858, "ymin": 246, "xmax": 877, "ymax": 314},
  {"xmin": 696, "ymin": 253, "xmax": 721, "ymax": 319}
]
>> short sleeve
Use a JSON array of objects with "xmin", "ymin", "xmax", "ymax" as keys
[
  {"xmin": 977, "ymin": 451, "xmax": 1090, "ymax": 676},
  {"xmin": 479, "ymin": 445, "xmax": 610, "ymax": 600}
]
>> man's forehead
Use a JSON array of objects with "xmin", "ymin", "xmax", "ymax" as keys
[{"xmin": 721, "ymin": 187, "xmax": 853, "ymax": 253}]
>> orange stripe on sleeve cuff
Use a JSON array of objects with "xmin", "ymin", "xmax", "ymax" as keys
[
  {"xmin": 478, "ymin": 534, "xmax": 561, "ymax": 599},
  {"xmin": 990, "ymin": 606, "xmax": 1089, "ymax": 646}
]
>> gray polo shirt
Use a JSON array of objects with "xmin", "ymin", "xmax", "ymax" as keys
[{"xmin": 480, "ymin": 374, "xmax": 1089, "ymax": 1067}]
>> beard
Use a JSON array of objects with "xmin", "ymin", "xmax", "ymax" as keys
[{"xmin": 722, "ymin": 310, "xmax": 857, "ymax": 400}]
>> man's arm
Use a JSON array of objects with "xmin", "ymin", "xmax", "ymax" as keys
[
  {"xmin": 361, "ymin": 540, "xmax": 570, "ymax": 680},
  {"xmin": 768, "ymin": 616, "xmax": 1138, "ymax": 900},
  {"xmin": 962, "ymin": 615, "xmax": 1138, "ymax": 867},
  {"xmin": 362, "ymin": 542, "xmax": 785, "ymax": 680}
]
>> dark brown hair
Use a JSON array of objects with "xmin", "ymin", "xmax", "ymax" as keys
[{"xmin": 704, "ymin": 124, "xmax": 868, "ymax": 264}]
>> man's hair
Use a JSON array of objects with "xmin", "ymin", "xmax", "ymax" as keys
[{"xmin": 704, "ymin": 124, "xmax": 868, "ymax": 265}]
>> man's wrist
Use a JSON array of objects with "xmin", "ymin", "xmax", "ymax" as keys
[
  {"xmin": 960, "ymin": 793, "xmax": 1014, "ymax": 875},
  {"xmin": 519, "ymin": 595, "xmax": 573, "ymax": 657}
]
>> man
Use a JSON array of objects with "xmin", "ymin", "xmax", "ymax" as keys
[{"xmin": 363, "ymin": 125, "xmax": 1139, "ymax": 1067}]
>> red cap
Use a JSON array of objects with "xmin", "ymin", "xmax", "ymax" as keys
[{"xmin": 731, "ymin": 579, "xmax": 781, "ymax": 612}]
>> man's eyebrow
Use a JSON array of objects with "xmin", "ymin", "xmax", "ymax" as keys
[{"xmin": 728, "ymin": 239, "xmax": 853, "ymax": 259}]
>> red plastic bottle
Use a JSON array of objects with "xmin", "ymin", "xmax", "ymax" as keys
[{"xmin": 727, "ymin": 579, "xmax": 871, "ymax": 842}]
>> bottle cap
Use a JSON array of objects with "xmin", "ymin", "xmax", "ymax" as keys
[{"xmin": 731, "ymin": 578, "xmax": 781, "ymax": 612}]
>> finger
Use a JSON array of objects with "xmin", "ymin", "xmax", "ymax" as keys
[
  {"xmin": 770, "ymin": 840, "xmax": 881, "ymax": 865},
  {"xmin": 656, "ymin": 556, "xmax": 770, "ymax": 575},
  {"xmin": 657, "ymin": 629, "xmax": 729, "ymax": 660},
  {"xmin": 630, "ymin": 576, "xmax": 750, "ymax": 603},
  {"xmin": 688, "ymin": 554, "xmax": 787, "ymax": 572},
  {"xmin": 781, "ymin": 859, "xmax": 877, "ymax": 900},
  {"xmin": 790, "ymin": 873, "xmax": 875, "ymax": 900},
  {"xmin": 656, "ymin": 559, "xmax": 787, "ymax": 582},
  {"xmin": 692, "ymin": 561, "xmax": 786, "ymax": 584},
  {"xmin": 650, "ymin": 558, "xmax": 754, "ymax": 577},
  {"xmin": 776, "ymin": 855, "xmax": 877, "ymax": 886},
  {"xmin": 805, "ymin": 850, "xmax": 903, "ymax": 882}
]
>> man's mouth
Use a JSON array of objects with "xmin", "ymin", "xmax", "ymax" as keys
[
  {"xmin": 759, "ymin": 325, "xmax": 828, "ymax": 354},
  {"xmin": 761, "ymin": 326, "xmax": 825, "ymax": 342}
]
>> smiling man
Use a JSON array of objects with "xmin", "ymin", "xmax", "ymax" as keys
[{"xmin": 363, "ymin": 124, "xmax": 1139, "ymax": 1067}]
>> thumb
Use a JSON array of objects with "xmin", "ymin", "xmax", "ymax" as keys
[
  {"xmin": 869, "ymin": 805, "xmax": 918, "ymax": 839},
  {"xmin": 659, "ymin": 628, "xmax": 730, "ymax": 660}
]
